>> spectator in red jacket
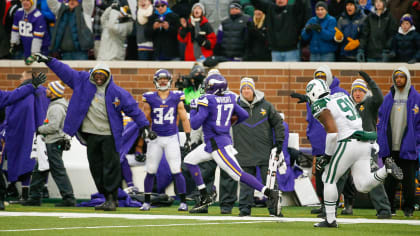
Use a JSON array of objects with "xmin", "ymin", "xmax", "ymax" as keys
[{"xmin": 178, "ymin": 3, "xmax": 216, "ymax": 61}]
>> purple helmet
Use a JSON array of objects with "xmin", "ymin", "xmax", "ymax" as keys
[
  {"xmin": 153, "ymin": 69, "xmax": 172, "ymax": 91},
  {"xmin": 204, "ymin": 74, "xmax": 227, "ymax": 95}
]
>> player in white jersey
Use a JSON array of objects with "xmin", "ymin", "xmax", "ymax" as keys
[
  {"xmin": 140, "ymin": 69, "xmax": 191, "ymax": 211},
  {"xmin": 306, "ymin": 79, "xmax": 403, "ymax": 228}
]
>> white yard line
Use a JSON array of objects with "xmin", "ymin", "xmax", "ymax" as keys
[
  {"xmin": 0, "ymin": 221, "xmax": 271, "ymax": 232},
  {"xmin": 0, "ymin": 211, "xmax": 420, "ymax": 232}
]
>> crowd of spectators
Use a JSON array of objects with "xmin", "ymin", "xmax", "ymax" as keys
[{"xmin": 1, "ymin": 0, "xmax": 419, "ymax": 63}]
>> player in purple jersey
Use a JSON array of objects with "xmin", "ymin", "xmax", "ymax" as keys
[
  {"xmin": 140, "ymin": 69, "xmax": 191, "ymax": 211},
  {"xmin": 10, "ymin": 0, "xmax": 49, "ymax": 64},
  {"xmin": 184, "ymin": 73, "xmax": 283, "ymax": 216}
]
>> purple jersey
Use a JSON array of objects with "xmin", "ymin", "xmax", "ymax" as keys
[
  {"xmin": 190, "ymin": 93, "xmax": 249, "ymax": 153},
  {"xmin": 142, "ymin": 91, "xmax": 185, "ymax": 136},
  {"xmin": 12, "ymin": 8, "xmax": 50, "ymax": 58}
]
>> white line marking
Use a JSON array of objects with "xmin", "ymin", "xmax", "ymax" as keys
[
  {"xmin": 0, "ymin": 211, "xmax": 419, "ymax": 230},
  {"xmin": 0, "ymin": 221, "xmax": 271, "ymax": 232}
]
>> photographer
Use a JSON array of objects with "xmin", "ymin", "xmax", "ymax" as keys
[
  {"xmin": 175, "ymin": 63, "xmax": 206, "ymax": 111},
  {"xmin": 23, "ymin": 81, "xmax": 76, "ymax": 207}
]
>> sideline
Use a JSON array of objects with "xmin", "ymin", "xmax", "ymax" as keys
[{"xmin": 1, "ymin": 211, "xmax": 420, "ymax": 226}]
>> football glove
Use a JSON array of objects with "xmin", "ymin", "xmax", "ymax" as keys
[
  {"xmin": 34, "ymin": 53, "xmax": 52, "ymax": 63},
  {"xmin": 290, "ymin": 92, "xmax": 308, "ymax": 104},
  {"xmin": 316, "ymin": 155, "xmax": 331, "ymax": 172},
  {"xmin": 32, "ymin": 72, "xmax": 47, "ymax": 88}
]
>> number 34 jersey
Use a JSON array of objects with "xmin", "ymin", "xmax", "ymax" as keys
[
  {"xmin": 142, "ymin": 91, "xmax": 184, "ymax": 136},
  {"xmin": 311, "ymin": 92, "xmax": 363, "ymax": 141}
]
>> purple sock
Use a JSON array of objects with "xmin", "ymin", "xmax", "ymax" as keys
[
  {"xmin": 121, "ymin": 159, "xmax": 133, "ymax": 185},
  {"xmin": 240, "ymin": 171, "xmax": 264, "ymax": 192},
  {"xmin": 173, "ymin": 173, "xmax": 186, "ymax": 194},
  {"xmin": 185, "ymin": 163, "xmax": 205, "ymax": 187},
  {"xmin": 144, "ymin": 173, "xmax": 155, "ymax": 193}
]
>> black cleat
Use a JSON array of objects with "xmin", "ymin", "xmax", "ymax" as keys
[
  {"xmin": 385, "ymin": 158, "xmax": 403, "ymax": 180},
  {"xmin": 189, "ymin": 191, "xmax": 216, "ymax": 212},
  {"xmin": 266, "ymin": 189, "xmax": 283, "ymax": 217},
  {"xmin": 55, "ymin": 199, "xmax": 76, "ymax": 207},
  {"xmin": 189, "ymin": 206, "xmax": 208, "ymax": 214},
  {"xmin": 314, "ymin": 219, "xmax": 338, "ymax": 228}
]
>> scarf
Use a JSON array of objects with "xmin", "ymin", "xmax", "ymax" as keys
[{"xmin": 137, "ymin": 4, "xmax": 153, "ymax": 25}]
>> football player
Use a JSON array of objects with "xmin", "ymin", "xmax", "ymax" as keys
[
  {"xmin": 140, "ymin": 69, "xmax": 190, "ymax": 211},
  {"xmin": 306, "ymin": 79, "xmax": 403, "ymax": 228},
  {"xmin": 184, "ymin": 73, "xmax": 282, "ymax": 215}
]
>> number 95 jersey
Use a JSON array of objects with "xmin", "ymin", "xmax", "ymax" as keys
[
  {"xmin": 142, "ymin": 91, "xmax": 184, "ymax": 136},
  {"xmin": 311, "ymin": 92, "xmax": 363, "ymax": 141}
]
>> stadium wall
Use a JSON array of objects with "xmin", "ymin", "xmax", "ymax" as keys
[{"xmin": 1, "ymin": 60, "xmax": 419, "ymax": 147}]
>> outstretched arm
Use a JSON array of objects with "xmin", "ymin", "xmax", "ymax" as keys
[{"xmin": 0, "ymin": 85, "xmax": 35, "ymax": 109}]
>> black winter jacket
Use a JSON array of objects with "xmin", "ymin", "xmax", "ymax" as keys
[{"xmin": 391, "ymin": 28, "xmax": 420, "ymax": 62}]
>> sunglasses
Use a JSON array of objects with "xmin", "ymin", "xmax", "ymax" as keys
[{"xmin": 156, "ymin": 4, "xmax": 166, "ymax": 8}]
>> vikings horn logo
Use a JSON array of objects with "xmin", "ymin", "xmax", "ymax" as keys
[
  {"xmin": 113, "ymin": 97, "xmax": 120, "ymax": 108},
  {"xmin": 260, "ymin": 108, "xmax": 267, "ymax": 116},
  {"xmin": 413, "ymin": 104, "xmax": 419, "ymax": 115}
]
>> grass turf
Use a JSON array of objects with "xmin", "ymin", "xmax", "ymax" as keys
[{"xmin": 0, "ymin": 204, "xmax": 419, "ymax": 236}]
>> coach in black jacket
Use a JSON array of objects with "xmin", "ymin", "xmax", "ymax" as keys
[{"xmin": 232, "ymin": 77, "xmax": 285, "ymax": 216}]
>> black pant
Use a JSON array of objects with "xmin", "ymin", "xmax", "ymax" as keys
[
  {"xmin": 86, "ymin": 134, "xmax": 121, "ymax": 198},
  {"xmin": 29, "ymin": 142, "xmax": 75, "ymax": 200},
  {"xmin": 0, "ymin": 169, "xmax": 6, "ymax": 201},
  {"xmin": 239, "ymin": 165, "xmax": 268, "ymax": 214},
  {"xmin": 385, "ymin": 152, "xmax": 418, "ymax": 212}
]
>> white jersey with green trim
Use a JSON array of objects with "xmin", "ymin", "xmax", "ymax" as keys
[{"xmin": 311, "ymin": 92, "xmax": 363, "ymax": 141}]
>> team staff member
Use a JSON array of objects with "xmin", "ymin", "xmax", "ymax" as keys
[
  {"xmin": 232, "ymin": 77, "xmax": 285, "ymax": 216},
  {"xmin": 34, "ymin": 53, "xmax": 150, "ymax": 211},
  {"xmin": 0, "ymin": 73, "xmax": 47, "ymax": 210}
]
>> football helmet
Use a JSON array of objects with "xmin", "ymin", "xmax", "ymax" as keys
[
  {"xmin": 306, "ymin": 79, "xmax": 330, "ymax": 103},
  {"xmin": 153, "ymin": 69, "xmax": 172, "ymax": 91},
  {"xmin": 204, "ymin": 74, "xmax": 227, "ymax": 95}
]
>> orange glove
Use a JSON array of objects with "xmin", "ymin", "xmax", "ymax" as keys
[
  {"xmin": 334, "ymin": 27, "xmax": 344, "ymax": 42},
  {"xmin": 344, "ymin": 37, "xmax": 360, "ymax": 51}
]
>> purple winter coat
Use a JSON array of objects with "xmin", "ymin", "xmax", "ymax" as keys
[{"xmin": 46, "ymin": 58, "xmax": 149, "ymax": 152}]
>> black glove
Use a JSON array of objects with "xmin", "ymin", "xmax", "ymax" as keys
[
  {"xmin": 32, "ymin": 72, "xmax": 47, "ymax": 88},
  {"xmin": 183, "ymin": 133, "xmax": 192, "ymax": 152},
  {"xmin": 305, "ymin": 24, "xmax": 322, "ymax": 33},
  {"xmin": 358, "ymin": 71, "xmax": 372, "ymax": 82},
  {"xmin": 118, "ymin": 15, "xmax": 131, "ymax": 23},
  {"xmin": 141, "ymin": 126, "xmax": 157, "ymax": 140},
  {"xmin": 408, "ymin": 58, "xmax": 416, "ymax": 64},
  {"xmin": 290, "ymin": 92, "xmax": 308, "ymax": 104},
  {"xmin": 34, "ymin": 53, "xmax": 52, "ymax": 63},
  {"xmin": 316, "ymin": 155, "xmax": 331, "ymax": 172},
  {"xmin": 274, "ymin": 141, "xmax": 283, "ymax": 157},
  {"xmin": 202, "ymin": 39, "xmax": 212, "ymax": 50},
  {"xmin": 196, "ymin": 35, "xmax": 206, "ymax": 45},
  {"xmin": 356, "ymin": 49, "xmax": 365, "ymax": 62},
  {"xmin": 134, "ymin": 151, "xmax": 146, "ymax": 162}
]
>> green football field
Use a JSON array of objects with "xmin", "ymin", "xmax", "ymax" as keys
[{"xmin": 0, "ymin": 204, "xmax": 419, "ymax": 236}]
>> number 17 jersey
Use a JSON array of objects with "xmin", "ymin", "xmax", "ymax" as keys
[
  {"xmin": 142, "ymin": 91, "xmax": 184, "ymax": 136},
  {"xmin": 311, "ymin": 92, "xmax": 363, "ymax": 141}
]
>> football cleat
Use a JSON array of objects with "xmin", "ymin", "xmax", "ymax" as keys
[
  {"xmin": 190, "ymin": 191, "xmax": 216, "ymax": 212},
  {"xmin": 178, "ymin": 202, "xmax": 188, "ymax": 211},
  {"xmin": 140, "ymin": 202, "xmax": 151, "ymax": 211},
  {"xmin": 384, "ymin": 158, "xmax": 403, "ymax": 180},
  {"xmin": 314, "ymin": 219, "xmax": 338, "ymax": 228},
  {"xmin": 267, "ymin": 189, "xmax": 283, "ymax": 217}
]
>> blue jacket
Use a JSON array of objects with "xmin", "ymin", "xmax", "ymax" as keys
[
  {"xmin": 306, "ymin": 77, "xmax": 349, "ymax": 156},
  {"xmin": 46, "ymin": 58, "xmax": 149, "ymax": 152},
  {"xmin": 301, "ymin": 14, "xmax": 337, "ymax": 54},
  {"xmin": 377, "ymin": 86, "xmax": 420, "ymax": 160},
  {"xmin": 336, "ymin": 7, "xmax": 366, "ymax": 59}
]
